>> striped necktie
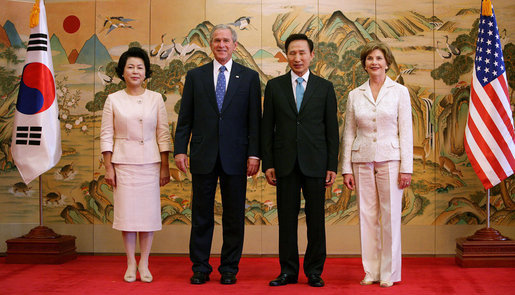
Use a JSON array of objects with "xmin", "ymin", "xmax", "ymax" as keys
[{"xmin": 216, "ymin": 65, "xmax": 226, "ymax": 111}]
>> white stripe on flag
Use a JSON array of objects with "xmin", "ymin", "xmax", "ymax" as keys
[
  {"xmin": 490, "ymin": 74, "xmax": 511, "ymax": 117},
  {"xmin": 465, "ymin": 127, "xmax": 500, "ymax": 185}
]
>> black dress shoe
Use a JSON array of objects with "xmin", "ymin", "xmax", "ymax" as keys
[
  {"xmin": 220, "ymin": 272, "xmax": 237, "ymax": 284},
  {"xmin": 307, "ymin": 274, "xmax": 325, "ymax": 287},
  {"xmin": 190, "ymin": 272, "xmax": 210, "ymax": 284},
  {"xmin": 269, "ymin": 273, "xmax": 298, "ymax": 286}
]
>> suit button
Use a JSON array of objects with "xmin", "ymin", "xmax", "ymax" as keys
[
  {"xmin": 374, "ymin": 129, "xmax": 377, "ymax": 132},
  {"xmin": 297, "ymin": 121, "xmax": 300, "ymax": 125},
  {"xmin": 140, "ymin": 140, "xmax": 144, "ymax": 144},
  {"xmin": 372, "ymin": 118, "xmax": 376, "ymax": 122},
  {"xmin": 139, "ymin": 119, "xmax": 143, "ymax": 123},
  {"xmin": 373, "ymin": 138, "xmax": 377, "ymax": 142}
]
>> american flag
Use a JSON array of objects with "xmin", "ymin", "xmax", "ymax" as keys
[{"xmin": 464, "ymin": 2, "xmax": 515, "ymax": 190}]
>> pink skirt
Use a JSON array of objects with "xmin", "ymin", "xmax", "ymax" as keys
[{"xmin": 112, "ymin": 163, "xmax": 162, "ymax": 231}]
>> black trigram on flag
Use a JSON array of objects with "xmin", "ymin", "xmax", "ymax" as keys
[
  {"xmin": 27, "ymin": 33, "xmax": 48, "ymax": 52},
  {"xmin": 15, "ymin": 126, "xmax": 42, "ymax": 145}
]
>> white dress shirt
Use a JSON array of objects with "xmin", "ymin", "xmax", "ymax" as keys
[
  {"xmin": 213, "ymin": 59, "xmax": 232, "ymax": 90},
  {"xmin": 290, "ymin": 70, "xmax": 310, "ymax": 104}
]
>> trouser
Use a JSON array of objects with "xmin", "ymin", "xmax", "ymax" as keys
[
  {"xmin": 276, "ymin": 161, "xmax": 326, "ymax": 277},
  {"xmin": 353, "ymin": 160, "xmax": 403, "ymax": 282},
  {"xmin": 190, "ymin": 156, "xmax": 246, "ymax": 274}
]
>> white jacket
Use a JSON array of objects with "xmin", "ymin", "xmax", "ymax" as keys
[
  {"xmin": 342, "ymin": 76, "xmax": 413, "ymax": 174},
  {"xmin": 100, "ymin": 89, "xmax": 171, "ymax": 164}
]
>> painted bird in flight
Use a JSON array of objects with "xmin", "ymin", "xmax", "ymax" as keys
[
  {"xmin": 230, "ymin": 16, "xmax": 254, "ymax": 30},
  {"xmin": 99, "ymin": 16, "xmax": 135, "ymax": 35}
]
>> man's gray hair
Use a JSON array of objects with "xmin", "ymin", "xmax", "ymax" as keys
[{"xmin": 209, "ymin": 24, "xmax": 238, "ymax": 43}]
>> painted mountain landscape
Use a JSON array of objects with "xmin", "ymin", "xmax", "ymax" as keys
[{"xmin": 0, "ymin": 0, "xmax": 513, "ymax": 230}]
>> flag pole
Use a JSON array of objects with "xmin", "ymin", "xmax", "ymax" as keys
[
  {"xmin": 39, "ymin": 175, "xmax": 43, "ymax": 226},
  {"xmin": 486, "ymin": 189, "xmax": 490, "ymax": 229},
  {"xmin": 22, "ymin": 175, "xmax": 59, "ymax": 239},
  {"xmin": 466, "ymin": 188, "xmax": 507, "ymax": 241}
]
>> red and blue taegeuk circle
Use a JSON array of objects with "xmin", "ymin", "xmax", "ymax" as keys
[{"xmin": 17, "ymin": 62, "xmax": 55, "ymax": 115}]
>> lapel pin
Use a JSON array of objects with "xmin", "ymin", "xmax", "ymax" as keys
[{"xmin": 235, "ymin": 75, "xmax": 240, "ymax": 78}]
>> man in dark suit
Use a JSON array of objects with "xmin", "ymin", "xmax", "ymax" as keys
[
  {"xmin": 261, "ymin": 34, "xmax": 339, "ymax": 287},
  {"xmin": 174, "ymin": 24, "xmax": 261, "ymax": 285}
]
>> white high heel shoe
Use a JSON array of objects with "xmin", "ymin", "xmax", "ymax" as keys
[
  {"xmin": 380, "ymin": 281, "xmax": 394, "ymax": 288},
  {"xmin": 138, "ymin": 265, "xmax": 153, "ymax": 283},
  {"xmin": 360, "ymin": 275, "xmax": 379, "ymax": 285},
  {"xmin": 124, "ymin": 266, "xmax": 137, "ymax": 283},
  {"xmin": 360, "ymin": 279, "xmax": 379, "ymax": 285}
]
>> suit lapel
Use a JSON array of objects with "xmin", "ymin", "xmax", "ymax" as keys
[
  {"xmin": 359, "ymin": 80, "xmax": 375, "ymax": 105},
  {"xmin": 283, "ymin": 71, "xmax": 298, "ymax": 114},
  {"xmin": 201, "ymin": 62, "xmax": 219, "ymax": 114},
  {"xmin": 221, "ymin": 62, "xmax": 243, "ymax": 113}
]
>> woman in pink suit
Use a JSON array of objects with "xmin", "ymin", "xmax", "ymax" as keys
[
  {"xmin": 100, "ymin": 47, "xmax": 171, "ymax": 283},
  {"xmin": 342, "ymin": 41, "xmax": 413, "ymax": 288}
]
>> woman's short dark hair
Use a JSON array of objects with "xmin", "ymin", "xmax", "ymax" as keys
[
  {"xmin": 360, "ymin": 41, "xmax": 394, "ymax": 71},
  {"xmin": 115, "ymin": 47, "xmax": 152, "ymax": 81},
  {"xmin": 285, "ymin": 33, "xmax": 314, "ymax": 53}
]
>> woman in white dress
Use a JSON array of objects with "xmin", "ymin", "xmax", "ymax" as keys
[
  {"xmin": 342, "ymin": 41, "xmax": 413, "ymax": 288},
  {"xmin": 100, "ymin": 47, "xmax": 171, "ymax": 283}
]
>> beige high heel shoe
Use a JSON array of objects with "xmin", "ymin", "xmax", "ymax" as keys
[
  {"xmin": 124, "ymin": 266, "xmax": 137, "ymax": 283},
  {"xmin": 360, "ymin": 275, "xmax": 379, "ymax": 285},
  {"xmin": 360, "ymin": 279, "xmax": 379, "ymax": 285},
  {"xmin": 138, "ymin": 265, "xmax": 153, "ymax": 283},
  {"xmin": 380, "ymin": 281, "xmax": 394, "ymax": 288}
]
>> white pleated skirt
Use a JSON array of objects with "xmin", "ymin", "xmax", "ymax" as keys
[{"xmin": 112, "ymin": 163, "xmax": 162, "ymax": 232}]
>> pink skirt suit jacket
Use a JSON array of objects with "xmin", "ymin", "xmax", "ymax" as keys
[{"xmin": 100, "ymin": 89, "xmax": 171, "ymax": 164}]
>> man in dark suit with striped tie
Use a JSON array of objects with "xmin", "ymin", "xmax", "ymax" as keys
[
  {"xmin": 261, "ymin": 33, "xmax": 339, "ymax": 287},
  {"xmin": 174, "ymin": 24, "xmax": 261, "ymax": 285}
]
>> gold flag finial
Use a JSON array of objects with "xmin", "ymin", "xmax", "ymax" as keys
[
  {"xmin": 482, "ymin": 0, "xmax": 493, "ymax": 16},
  {"xmin": 30, "ymin": 0, "xmax": 40, "ymax": 28}
]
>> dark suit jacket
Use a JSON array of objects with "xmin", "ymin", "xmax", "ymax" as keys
[
  {"xmin": 261, "ymin": 71, "xmax": 339, "ymax": 178},
  {"xmin": 174, "ymin": 61, "xmax": 261, "ymax": 175}
]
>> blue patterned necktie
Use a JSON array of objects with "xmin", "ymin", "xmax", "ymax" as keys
[
  {"xmin": 296, "ymin": 77, "xmax": 304, "ymax": 111},
  {"xmin": 216, "ymin": 65, "xmax": 227, "ymax": 111}
]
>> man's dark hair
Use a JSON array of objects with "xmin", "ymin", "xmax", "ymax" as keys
[{"xmin": 285, "ymin": 33, "xmax": 314, "ymax": 53}]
